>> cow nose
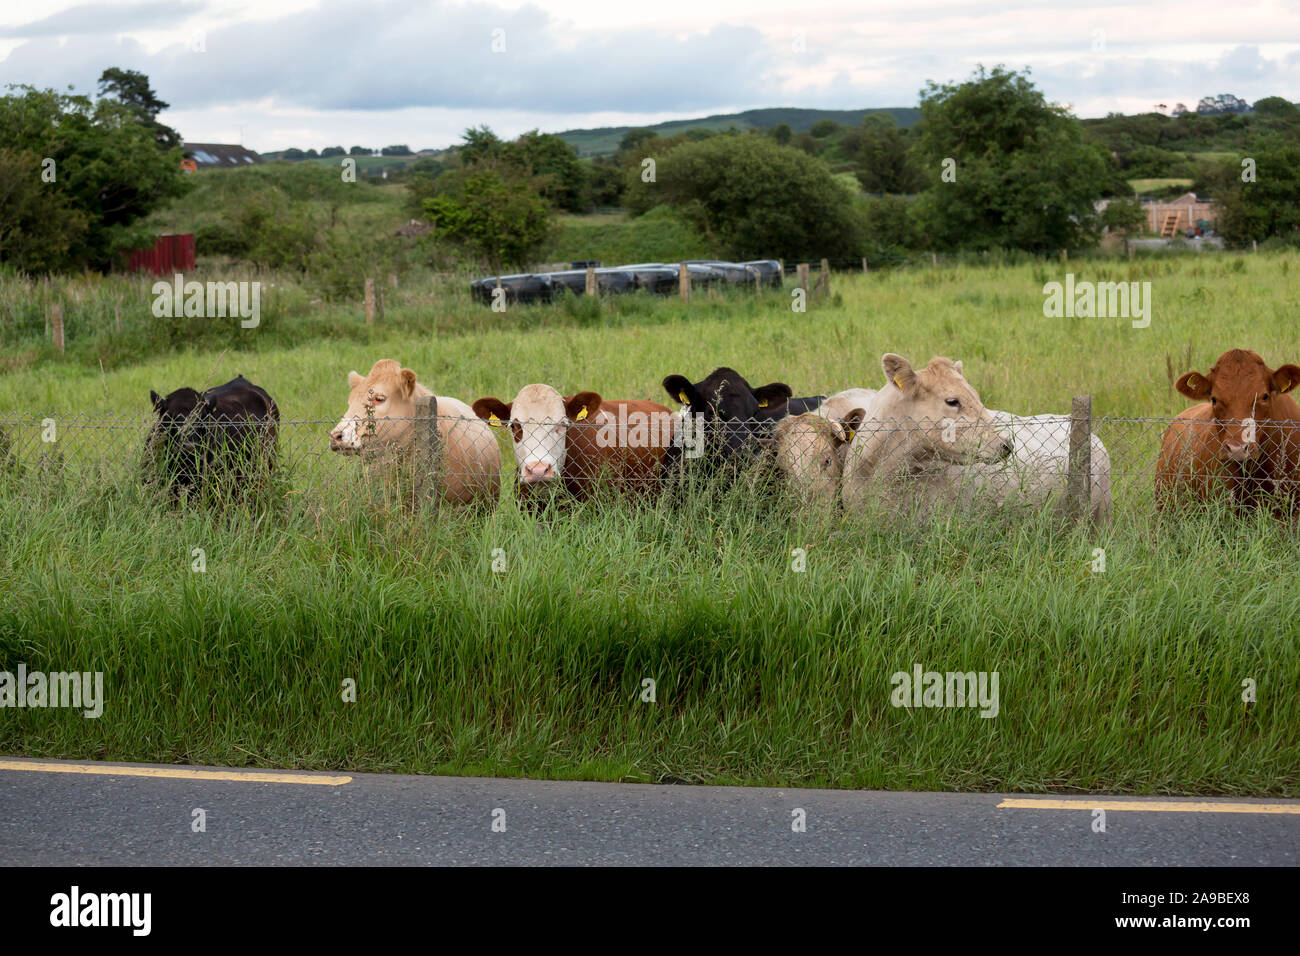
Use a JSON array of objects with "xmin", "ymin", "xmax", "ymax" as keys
[
  {"xmin": 997, "ymin": 438, "xmax": 1013, "ymax": 460},
  {"xmin": 329, "ymin": 429, "xmax": 343, "ymax": 449},
  {"xmin": 522, "ymin": 462, "xmax": 555, "ymax": 483}
]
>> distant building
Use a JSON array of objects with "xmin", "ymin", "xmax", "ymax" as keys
[
  {"xmin": 182, "ymin": 143, "xmax": 262, "ymax": 168},
  {"xmin": 1144, "ymin": 192, "xmax": 1219, "ymax": 236}
]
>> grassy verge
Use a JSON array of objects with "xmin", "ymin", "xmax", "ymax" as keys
[{"xmin": 2, "ymin": 254, "xmax": 1298, "ymax": 794}]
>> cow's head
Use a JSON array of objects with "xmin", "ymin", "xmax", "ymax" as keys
[
  {"xmin": 662, "ymin": 367, "xmax": 793, "ymax": 459},
  {"xmin": 473, "ymin": 384, "xmax": 601, "ymax": 487},
  {"xmin": 768, "ymin": 410, "xmax": 864, "ymax": 503},
  {"xmin": 329, "ymin": 359, "xmax": 421, "ymax": 454},
  {"xmin": 1177, "ymin": 349, "xmax": 1300, "ymax": 463},
  {"xmin": 874, "ymin": 354, "xmax": 1011, "ymax": 464}
]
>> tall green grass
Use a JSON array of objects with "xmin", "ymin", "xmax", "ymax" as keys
[{"xmin": 2, "ymin": 253, "xmax": 1298, "ymax": 794}]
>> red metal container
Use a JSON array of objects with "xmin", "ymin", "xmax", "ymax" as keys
[{"xmin": 126, "ymin": 234, "xmax": 196, "ymax": 275}]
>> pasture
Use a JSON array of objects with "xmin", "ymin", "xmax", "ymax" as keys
[{"xmin": 1, "ymin": 252, "xmax": 1297, "ymax": 795}]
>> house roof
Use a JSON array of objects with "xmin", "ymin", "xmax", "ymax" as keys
[{"xmin": 182, "ymin": 143, "xmax": 262, "ymax": 167}]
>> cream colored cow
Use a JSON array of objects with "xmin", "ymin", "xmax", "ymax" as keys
[{"xmin": 329, "ymin": 359, "xmax": 500, "ymax": 505}]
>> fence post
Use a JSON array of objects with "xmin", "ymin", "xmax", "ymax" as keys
[
  {"xmin": 797, "ymin": 263, "xmax": 810, "ymax": 301},
  {"xmin": 585, "ymin": 265, "xmax": 597, "ymax": 297},
  {"xmin": 930, "ymin": 251, "xmax": 938, "ymax": 269},
  {"xmin": 862, "ymin": 257, "xmax": 869, "ymax": 275},
  {"xmin": 365, "ymin": 278, "xmax": 375, "ymax": 324},
  {"xmin": 753, "ymin": 267, "xmax": 762, "ymax": 295},
  {"xmin": 819, "ymin": 258, "xmax": 830, "ymax": 299},
  {"xmin": 678, "ymin": 263, "xmax": 691, "ymax": 303},
  {"xmin": 51, "ymin": 304, "xmax": 64, "ymax": 354},
  {"xmin": 390, "ymin": 273, "xmax": 398, "ymax": 290},
  {"xmin": 114, "ymin": 305, "xmax": 122, "ymax": 334},
  {"xmin": 1068, "ymin": 394, "xmax": 1092, "ymax": 521},
  {"xmin": 415, "ymin": 394, "xmax": 441, "ymax": 507}
]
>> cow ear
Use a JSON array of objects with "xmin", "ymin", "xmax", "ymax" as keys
[
  {"xmin": 663, "ymin": 375, "xmax": 695, "ymax": 406},
  {"xmin": 953, "ymin": 359, "xmax": 964, "ymax": 375},
  {"xmin": 348, "ymin": 371, "xmax": 363, "ymax": 389},
  {"xmin": 398, "ymin": 368, "xmax": 417, "ymax": 398},
  {"xmin": 883, "ymin": 354, "xmax": 917, "ymax": 395},
  {"xmin": 150, "ymin": 390, "xmax": 163, "ymax": 411},
  {"xmin": 566, "ymin": 391, "xmax": 601, "ymax": 423},
  {"xmin": 472, "ymin": 398, "xmax": 511, "ymax": 427},
  {"xmin": 1271, "ymin": 364, "xmax": 1300, "ymax": 394},
  {"xmin": 752, "ymin": 382, "xmax": 793, "ymax": 410},
  {"xmin": 1176, "ymin": 370, "xmax": 1212, "ymax": 400},
  {"xmin": 835, "ymin": 408, "xmax": 867, "ymax": 446}
]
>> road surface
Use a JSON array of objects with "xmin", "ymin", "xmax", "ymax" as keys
[{"xmin": 1, "ymin": 757, "xmax": 1296, "ymax": 865}]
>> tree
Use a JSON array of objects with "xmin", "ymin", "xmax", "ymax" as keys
[
  {"xmin": 910, "ymin": 65, "xmax": 1113, "ymax": 251},
  {"xmin": 1102, "ymin": 196, "xmax": 1145, "ymax": 249},
  {"xmin": 0, "ymin": 85, "xmax": 187, "ymax": 271},
  {"xmin": 0, "ymin": 148, "xmax": 91, "ymax": 272},
  {"xmin": 846, "ymin": 114, "xmax": 924, "ymax": 193},
  {"xmin": 507, "ymin": 130, "xmax": 586, "ymax": 212},
  {"xmin": 622, "ymin": 133, "xmax": 863, "ymax": 260},
  {"xmin": 1203, "ymin": 137, "xmax": 1300, "ymax": 246},
  {"xmin": 321, "ymin": 146, "xmax": 345, "ymax": 158},
  {"xmin": 349, "ymin": 145, "xmax": 369, "ymax": 155},
  {"xmin": 381, "ymin": 144, "xmax": 413, "ymax": 156},
  {"xmin": 97, "ymin": 67, "xmax": 180, "ymax": 150},
  {"xmin": 422, "ymin": 163, "xmax": 553, "ymax": 270},
  {"xmin": 810, "ymin": 119, "xmax": 839, "ymax": 138},
  {"xmin": 619, "ymin": 128, "xmax": 658, "ymax": 154},
  {"xmin": 769, "ymin": 123, "xmax": 792, "ymax": 145},
  {"xmin": 459, "ymin": 125, "xmax": 503, "ymax": 166}
]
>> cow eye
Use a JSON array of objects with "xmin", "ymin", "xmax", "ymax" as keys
[
  {"xmin": 1210, "ymin": 397, "xmax": 1217, "ymax": 405},
  {"xmin": 945, "ymin": 398, "xmax": 961, "ymax": 409},
  {"xmin": 372, "ymin": 394, "xmax": 386, "ymax": 403},
  {"xmin": 1260, "ymin": 393, "xmax": 1270, "ymax": 401}
]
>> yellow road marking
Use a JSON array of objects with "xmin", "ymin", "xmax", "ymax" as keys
[
  {"xmin": 998, "ymin": 798, "xmax": 1299, "ymax": 815},
  {"xmin": 0, "ymin": 759, "xmax": 351, "ymax": 786}
]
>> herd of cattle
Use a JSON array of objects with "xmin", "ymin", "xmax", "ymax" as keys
[{"xmin": 143, "ymin": 349, "xmax": 1300, "ymax": 519}]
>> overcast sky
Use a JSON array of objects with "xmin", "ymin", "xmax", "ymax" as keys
[{"xmin": 1, "ymin": 0, "xmax": 1297, "ymax": 152}]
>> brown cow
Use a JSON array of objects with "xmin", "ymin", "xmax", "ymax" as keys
[
  {"xmin": 472, "ymin": 384, "xmax": 674, "ymax": 501},
  {"xmin": 1156, "ymin": 349, "xmax": 1300, "ymax": 513}
]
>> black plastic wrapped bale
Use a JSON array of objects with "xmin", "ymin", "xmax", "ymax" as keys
[
  {"xmin": 593, "ymin": 268, "xmax": 636, "ymax": 294},
  {"xmin": 470, "ymin": 273, "xmax": 554, "ymax": 305},
  {"xmin": 624, "ymin": 265, "xmax": 679, "ymax": 295},
  {"xmin": 680, "ymin": 263, "xmax": 723, "ymax": 288},
  {"xmin": 545, "ymin": 270, "xmax": 590, "ymax": 296},
  {"xmin": 739, "ymin": 260, "xmax": 783, "ymax": 288},
  {"xmin": 682, "ymin": 260, "xmax": 757, "ymax": 284}
]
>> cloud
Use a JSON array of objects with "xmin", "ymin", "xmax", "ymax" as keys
[{"xmin": 0, "ymin": 1, "xmax": 207, "ymax": 38}]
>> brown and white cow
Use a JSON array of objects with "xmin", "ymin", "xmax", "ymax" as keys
[
  {"xmin": 472, "ymin": 384, "xmax": 674, "ymax": 501},
  {"xmin": 1156, "ymin": 349, "xmax": 1300, "ymax": 513},
  {"xmin": 329, "ymin": 359, "xmax": 501, "ymax": 505}
]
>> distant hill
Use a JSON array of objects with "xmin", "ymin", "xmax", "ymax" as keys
[{"xmin": 557, "ymin": 106, "xmax": 922, "ymax": 157}]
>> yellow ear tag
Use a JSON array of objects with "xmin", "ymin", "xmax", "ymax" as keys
[
  {"xmin": 488, "ymin": 414, "xmax": 502, "ymax": 427},
  {"xmin": 574, "ymin": 406, "xmax": 588, "ymax": 422},
  {"xmin": 758, "ymin": 400, "xmax": 768, "ymax": 408},
  {"xmin": 678, "ymin": 391, "xmax": 689, "ymax": 404},
  {"xmin": 893, "ymin": 374, "xmax": 905, "ymax": 389},
  {"xmin": 845, "ymin": 427, "xmax": 856, "ymax": 442}
]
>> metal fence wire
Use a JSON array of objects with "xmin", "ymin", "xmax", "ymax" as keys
[{"xmin": 4, "ymin": 402, "xmax": 1299, "ymax": 520}]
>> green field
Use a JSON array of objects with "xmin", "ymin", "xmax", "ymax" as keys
[{"xmin": 1, "ymin": 253, "xmax": 1298, "ymax": 794}]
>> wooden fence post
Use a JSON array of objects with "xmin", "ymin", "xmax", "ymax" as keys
[
  {"xmin": 862, "ymin": 257, "xmax": 869, "ymax": 275},
  {"xmin": 415, "ymin": 394, "xmax": 441, "ymax": 507},
  {"xmin": 390, "ymin": 273, "xmax": 398, "ymax": 290},
  {"xmin": 51, "ymin": 304, "xmax": 64, "ymax": 354},
  {"xmin": 819, "ymin": 258, "xmax": 830, "ymax": 299},
  {"xmin": 585, "ymin": 265, "xmax": 597, "ymax": 297},
  {"xmin": 797, "ymin": 263, "xmax": 810, "ymax": 301},
  {"xmin": 753, "ymin": 267, "xmax": 762, "ymax": 295},
  {"xmin": 365, "ymin": 278, "xmax": 375, "ymax": 324},
  {"xmin": 678, "ymin": 263, "xmax": 691, "ymax": 303},
  {"xmin": 930, "ymin": 251, "xmax": 938, "ymax": 269},
  {"xmin": 1068, "ymin": 394, "xmax": 1093, "ymax": 522}
]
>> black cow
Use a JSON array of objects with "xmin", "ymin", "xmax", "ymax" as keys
[
  {"xmin": 660, "ymin": 366, "xmax": 825, "ymax": 477},
  {"xmin": 145, "ymin": 375, "xmax": 279, "ymax": 501}
]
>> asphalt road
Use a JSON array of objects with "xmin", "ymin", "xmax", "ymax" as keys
[{"xmin": 1, "ymin": 757, "xmax": 1296, "ymax": 866}]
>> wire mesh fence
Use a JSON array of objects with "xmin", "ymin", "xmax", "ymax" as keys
[{"xmin": 3, "ymin": 404, "xmax": 1297, "ymax": 521}]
